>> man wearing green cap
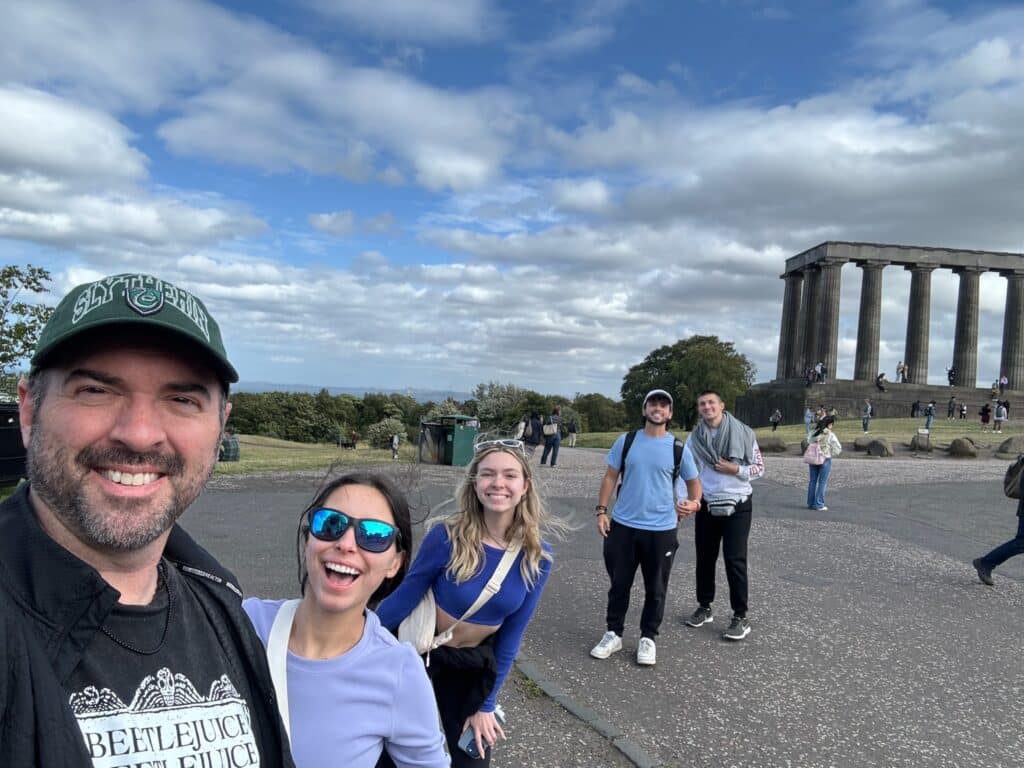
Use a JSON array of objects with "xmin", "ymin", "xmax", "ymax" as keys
[{"xmin": 0, "ymin": 274, "xmax": 293, "ymax": 766}]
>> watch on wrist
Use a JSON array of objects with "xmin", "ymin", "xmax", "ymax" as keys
[{"xmin": 595, "ymin": 504, "xmax": 608, "ymax": 516}]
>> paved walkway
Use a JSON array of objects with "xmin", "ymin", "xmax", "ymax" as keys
[{"xmin": 190, "ymin": 450, "xmax": 1024, "ymax": 767}]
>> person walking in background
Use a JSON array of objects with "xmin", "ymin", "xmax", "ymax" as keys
[
  {"xmin": 980, "ymin": 402, "xmax": 992, "ymax": 431},
  {"xmin": 862, "ymin": 399, "xmax": 872, "ymax": 434},
  {"xmin": 924, "ymin": 400, "xmax": 936, "ymax": 430},
  {"xmin": 684, "ymin": 390, "xmax": 765, "ymax": 642},
  {"xmin": 994, "ymin": 401, "xmax": 1007, "ymax": 433},
  {"xmin": 1000, "ymin": 373, "xmax": 1009, "ymax": 395},
  {"xmin": 590, "ymin": 390, "xmax": 702, "ymax": 666},
  {"xmin": 972, "ymin": 496, "xmax": 1024, "ymax": 587},
  {"xmin": 960, "ymin": 402, "xmax": 968, "ymax": 420},
  {"xmin": 947, "ymin": 365, "xmax": 956, "ymax": 386},
  {"xmin": 567, "ymin": 419, "xmax": 578, "ymax": 447},
  {"xmin": 523, "ymin": 411, "xmax": 542, "ymax": 457},
  {"xmin": 769, "ymin": 408, "xmax": 782, "ymax": 432},
  {"xmin": 806, "ymin": 416, "xmax": 842, "ymax": 512},
  {"xmin": 804, "ymin": 406, "xmax": 815, "ymax": 438},
  {"xmin": 540, "ymin": 405, "xmax": 562, "ymax": 467},
  {"xmin": 876, "ymin": 372, "xmax": 887, "ymax": 392},
  {"xmin": 244, "ymin": 473, "xmax": 448, "ymax": 768},
  {"xmin": 896, "ymin": 361, "xmax": 905, "ymax": 383},
  {"xmin": 947, "ymin": 396, "xmax": 957, "ymax": 420},
  {"xmin": 391, "ymin": 432, "xmax": 401, "ymax": 460}
]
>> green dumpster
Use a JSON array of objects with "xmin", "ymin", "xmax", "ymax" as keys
[{"xmin": 417, "ymin": 415, "xmax": 479, "ymax": 466}]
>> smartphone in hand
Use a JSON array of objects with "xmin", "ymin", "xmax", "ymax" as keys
[{"xmin": 458, "ymin": 706, "xmax": 506, "ymax": 758}]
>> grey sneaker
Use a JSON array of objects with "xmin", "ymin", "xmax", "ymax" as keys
[
  {"xmin": 684, "ymin": 605, "xmax": 713, "ymax": 627},
  {"xmin": 590, "ymin": 631, "xmax": 623, "ymax": 659},
  {"xmin": 636, "ymin": 637, "xmax": 656, "ymax": 666},
  {"xmin": 723, "ymin": 616, "xmax": 751, "ymax": 641}
]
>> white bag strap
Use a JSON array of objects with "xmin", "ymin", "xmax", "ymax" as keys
[
  {"xmin": 266, "ymin": 599, "xmax": 301, "ymax": 740},
  {"xmin": 432, "ymin": 541, "xmax": 522, "ymax": 648}
]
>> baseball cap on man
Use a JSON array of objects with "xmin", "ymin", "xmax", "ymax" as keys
[
  {"xmin": 30, "ymin": 273, "xmax": 238, "ymax": 384},
  {"xmin": 643, "ymin": 389, "xmax": 673, "ymax": 409}
]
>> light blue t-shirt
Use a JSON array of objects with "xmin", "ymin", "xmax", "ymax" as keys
[
  {"xmin": 606, "ymin": 430, "xmax": 699, "ymax": 531},
  {"xmin": 244, "ymin": 599, "xmax": 449, "ymax": 768}
]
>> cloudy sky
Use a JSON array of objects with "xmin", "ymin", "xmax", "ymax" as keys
[{"xmin": 3, "ymin": 0, "xmax": 1024, "ymax": 397}]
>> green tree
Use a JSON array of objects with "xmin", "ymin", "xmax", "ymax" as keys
[
  {"xmin": 472, "ymin": 381, "xmax": 528, "ymax": 428},
  {"xmin": 1, "ymin": 265, "xmax": 54, "ymax": 378},
  {"xmin": 573, "ymin": 393, "xmax": 628, "ymax": 432},
  {"xmin": 621, "ymin": 335, "xmax": 756, "ymax": 430}
]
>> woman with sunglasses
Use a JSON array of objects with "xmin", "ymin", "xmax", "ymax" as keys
[
  {"xmin": 376, "ymin": 440, "xmax": 564, "ymax": 767},
  {"xmin": 243, "ymin": 472, "xmax": 448, "ymax": 768}
]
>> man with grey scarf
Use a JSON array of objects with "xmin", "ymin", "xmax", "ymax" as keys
[{"xmin": 681, "ymin": 390, "xmax": 764, "ymax": 641}]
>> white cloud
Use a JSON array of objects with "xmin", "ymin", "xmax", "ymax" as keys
[
  {"xmin": 310, "ymin": 211, "xmax": 355, "ymax": 237},
  {"xmin": 301, "ymin": 0, "xmax": 500, "ymax": 42}
]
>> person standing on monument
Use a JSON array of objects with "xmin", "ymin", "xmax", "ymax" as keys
[{"xmin": 0, "ymin": 274, "xmax": 293, "ymax": 767}]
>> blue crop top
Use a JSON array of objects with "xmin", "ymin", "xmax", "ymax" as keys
[{"xmin": 376, "ymin": 524, "xmax": 552, "ymax": 713}]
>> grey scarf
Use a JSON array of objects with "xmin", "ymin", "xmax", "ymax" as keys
[{"xmin": 689, "ymin": 412, "xmax": 756, "ymax": 469}]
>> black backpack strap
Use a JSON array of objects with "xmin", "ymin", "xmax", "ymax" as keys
[
  {"xmin": 672, "ymin": 438, "xmax": 684, "ymax": 484},
  {"xmin": 616, "ymin": 430, "xmax": 639, "ymax": 496}
]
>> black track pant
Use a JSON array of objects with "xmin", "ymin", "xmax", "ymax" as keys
[
  {"xmin": 603, "ymin": 521, "xmax": 679, "ymax": 639},
  {"xmin": 694, "ymin": 497, "xmax": 752, "ymax": 617}
]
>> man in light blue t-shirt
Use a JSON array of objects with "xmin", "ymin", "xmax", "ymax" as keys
[{"xmin": 590, "ymin": 389, "xmax": 702, "ymax": 666}]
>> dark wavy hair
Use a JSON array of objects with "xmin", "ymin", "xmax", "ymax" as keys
[{"xmin": 296, "ymin": 471, "xmax": 412, "ymax": 607}]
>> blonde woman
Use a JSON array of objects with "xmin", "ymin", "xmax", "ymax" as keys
[
  {"xmin": 807, "ymin": 416, "xmax": 842, "ymax": 511},
  {"xmin": 377, "ymin": 440, "xmax": 563, "ymax": 767}
]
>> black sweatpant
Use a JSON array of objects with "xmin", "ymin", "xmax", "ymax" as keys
[
  {"xmin": 694, "ymin": 497, "xmax": 752, "ymax": 617},
  {"xmin": 603, "ymin": 521, "xmax": 679, "ymax": 639}
]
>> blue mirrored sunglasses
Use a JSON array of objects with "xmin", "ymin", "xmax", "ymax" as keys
[{"xmin": 308, "ymin": 507, "xmax": 401, "ymax": 553}]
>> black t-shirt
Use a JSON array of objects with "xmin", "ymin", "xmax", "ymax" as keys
[{"xmin": 64, "ymin": 562, "xmax": 262, "ymax": 768}]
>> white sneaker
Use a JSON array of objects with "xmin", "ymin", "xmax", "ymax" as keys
[
  {"xmin": 636, "ymin": 637, "xmax": 656, "ymax": 666},
  {"xmin": 590, "ymin": 631, "xmax": 622, "ymax": 659}
]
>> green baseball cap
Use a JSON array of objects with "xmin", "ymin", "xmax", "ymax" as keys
[{"xmin": 30, "ymin": 273, "xmax": 238, "ymax": 384}]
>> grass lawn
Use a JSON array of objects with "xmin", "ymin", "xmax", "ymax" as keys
[{"xmin": 214, "ymin": 434, "xmax": 411, "ymax": 475}]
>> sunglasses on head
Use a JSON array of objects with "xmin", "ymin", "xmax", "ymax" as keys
[
  {"xmin": 474, "ymin": 439, "xmax": 526, "ymax": 455},
  {"xmin": 307, "ymin": 507, "xmax": 401, "ymax": 553}
]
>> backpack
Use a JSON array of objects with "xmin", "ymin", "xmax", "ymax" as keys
[
  {"xmin": 1004, "ymin": 455, "xmax": 1024, "ymax": 499},
  {"xmin": 617, "ymin": 430, "xmax": 685, "ymax": 496}
]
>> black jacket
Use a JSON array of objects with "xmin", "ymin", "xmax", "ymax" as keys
[{"xmin": 0, "ymin": 484, "xmax": 294, "ymax": 767}]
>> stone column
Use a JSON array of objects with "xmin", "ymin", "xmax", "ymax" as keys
[
  {"xmin": 903, "ymin": 265, "xmax": 935, "ymax": 385},
  {"xmin": 1000, "ymin": 271, "xmax": 1024, "ymax": 390},
  {"xmin": 776, "ymin": 272, "xmax": 803, "ymax": 379},
  {"xmin": 854, "ymin": 262, "xmax": 886, "ymax": 381},
  {"xmin": 815, "ymin": 261, "xmax": 843, "ymax": 380},
  {"xmin": 799, "ymin": 266, "xmax": 820, "ymax": 379},
  {"xmin": 952, "ymin": 267, "xmax": 982, "ymax": 388}
]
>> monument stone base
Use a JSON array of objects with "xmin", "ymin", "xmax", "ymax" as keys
[{"xmin": 735, "ymin": 379, "xmax": 1016, "ymax": 429}]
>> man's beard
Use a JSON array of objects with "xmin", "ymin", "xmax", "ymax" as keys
[{"xmin": 27, "ymin": 429, "xmax": 214, "ymax": 553}]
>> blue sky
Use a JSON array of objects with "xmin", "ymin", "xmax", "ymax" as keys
[{"xmin": 3, "ymin": 0, "xmax": 1024, "ymax": 396}]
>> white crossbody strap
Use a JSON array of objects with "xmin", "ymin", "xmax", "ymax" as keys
[
  {"xmin": 266, "ymin": 598, "xmax": 301, "ymax": 740},
  {"xmin": 431, "ymin": 541, "xmax": 522, "ymax": 650}
]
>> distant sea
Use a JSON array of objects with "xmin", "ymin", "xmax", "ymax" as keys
[{"xmin": 235, "ymin": 380, "xmax": 472, "ymax": 404}]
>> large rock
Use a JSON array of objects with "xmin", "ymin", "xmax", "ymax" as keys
[
  {"xmin": 948, "ymin": 437, "xmax": 978, "ymax": 458},
  {"xmin": 866, "ymin": 438, "xmax": 894, "ymax": 457},
  {"xmin": 853, "ymin": 437, "xmax": 872, "ymax": 452},
  {"xmin": 997, "ymin": 435, "xmax": 1024, "ymax": 455},
  {"xmin": 758, "ymin": 436, "xmax": 787, "ymax": 453},
  {"xmin": 910, "ymin": 433, "xmax": 932, "ymax": 452}
]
